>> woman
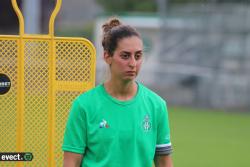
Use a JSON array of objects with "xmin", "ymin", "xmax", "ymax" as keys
[{"xmin": 62, "ymin": 17, "xmax": 173, "ymax": 167}]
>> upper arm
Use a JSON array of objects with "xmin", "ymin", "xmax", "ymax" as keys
[
  {"xmin": 63, "ymin": 152, "xmax": 83, "ymax": 167},
  {"xmin": 155, "ymin": 101, "xmax": 173, "ymax": 155},
  {"xmin": 154, "ymin": 101, "xmax": 173, "ymax": 167},
  {"xmin": 62, "ymin": 99, "xmax": 87, "ymax": 155},
  {"xmin": 154, "ymin": 155, "xmax": 173, "ymax": 167}
]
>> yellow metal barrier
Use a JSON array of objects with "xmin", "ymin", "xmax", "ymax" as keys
[{"xmin": 0, "ymin": 0, "xmax": 96, "ymax": 166}]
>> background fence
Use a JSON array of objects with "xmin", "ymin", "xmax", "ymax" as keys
[
  {"xmin": 156, "ymin": 3, "xmax": 250, "ymax": 109},
  {"xmin": 95, "ymin": 3, "xmax": 250, "ymax": 110}
]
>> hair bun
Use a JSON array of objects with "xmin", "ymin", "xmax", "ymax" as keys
[
  {"xmin": 109, "ymin": 18, "xmax": 121, "ymax": 27},
  {"xmin": 102, "ymin": 18, "xmax": 122, "ymax": 33}
]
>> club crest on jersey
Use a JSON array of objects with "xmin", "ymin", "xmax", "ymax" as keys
[
  {"xmin": 99, "ymin": 119, "xmax": 109, "ymax": 128},
  {"xmin": 142, "ymin": 115, "xmax": 151, "ymax": 131}
]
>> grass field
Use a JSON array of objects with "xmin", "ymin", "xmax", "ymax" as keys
[{"xmin": 168, "ymin": 107, "xmax": 250, "ymax": 167}]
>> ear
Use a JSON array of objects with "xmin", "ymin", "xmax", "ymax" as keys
[{"xmin": 103, "ymin": 51, "xmax": 112, "ymax": 65}]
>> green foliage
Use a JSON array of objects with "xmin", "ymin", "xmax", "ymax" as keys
[
  {"xmin": 169, "ymin": 0, "xmax": 249, "ymax": 3},
  {"xmin": 56, "ymin": 22, "xmax": 95, "ymax": 42},
  {"xmin": 96, "ymin": 0, "xmax": 157, "ymax": 13},
  {"xmin": 96, "ymin": 0, "xmax": 249, "ymax": 14},
  {"xmin": 169, "ymin": 0, "xmax": 203, "ymax": 3},
  {"xmin": 171, "ymin": 0, "xmax": 249, "ymax": 3}
]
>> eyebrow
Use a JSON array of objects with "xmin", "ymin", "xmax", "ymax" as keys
[
  {"xmin": 121, "ymin": 50, "xmax": 143, "ymax": 54},
  {"xmin": 135, "ymin": 50, "xmax": 143, "ymax": 54}
]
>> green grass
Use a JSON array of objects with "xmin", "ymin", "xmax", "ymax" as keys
[{"xmin": 168, "ymin": 107, "xmax": 250, "ymax": 167}]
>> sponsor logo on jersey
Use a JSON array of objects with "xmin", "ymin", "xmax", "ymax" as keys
[
  {"xmin": 142, "ymin": 114, "xmax": 151, "ymax": 131},
  {"xmin": 99, "ymin": 119, "xmax": 109, "ymax": 128}
]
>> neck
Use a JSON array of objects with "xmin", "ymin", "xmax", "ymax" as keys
[{"xmin": 104, "ymin": 78, "xmax": 137, "ymax": 101}]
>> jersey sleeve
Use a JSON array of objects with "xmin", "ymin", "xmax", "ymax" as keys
[
  {"xmin": 62, "ymin": 98, "xmax": 87, "ymax": 154},
  {"xmin": 155, "ymin": 101, "xmax": 173, "ymax": 155}
]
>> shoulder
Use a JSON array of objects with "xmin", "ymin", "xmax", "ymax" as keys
[
  {"xmin": 138, "ymin": 83, "xmax": 166, "ymax": 106},
  {"xmin": 74, "ymin": 84, "xmax": 103, "ymax": 107},
  {"xmin": 79, "ymin": 84, "xmax": 102, "ymax": 98},
  {"xmin": 138, "ymin": 83, "xmax": 168, "ymax": 120}
]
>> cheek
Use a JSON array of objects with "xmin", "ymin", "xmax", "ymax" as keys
[
  {"xmin": 117, "ymin": 59, "xmax": 126, "ymax": 67},
  {"xmin": 112, "ymin": 59, "xmax": 126, "ymax": 71},
  {"xmin": 136, "ymin": 60, "xmax": 143, "ymax": 69}
]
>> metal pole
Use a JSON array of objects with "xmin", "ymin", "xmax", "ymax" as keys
[
  {"xmin": 156, "ymin": 0, "xmax": 169, "ymax": 57},
  {"xmin": 23, "ymin": 0, "xmax": 41, "ymax": 34}
]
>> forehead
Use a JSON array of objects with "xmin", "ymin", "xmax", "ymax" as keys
[{"xmin": 116, "ymin": 36, "xmax": 143, "ymax": 52}]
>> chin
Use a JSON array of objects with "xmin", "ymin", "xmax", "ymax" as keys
[{"xmin": 122, "ymin": 77, "xmax": 136, "ymax": 82}]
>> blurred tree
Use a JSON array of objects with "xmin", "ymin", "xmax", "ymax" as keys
[
  {"xmin": 171, "ymin": 0, "xmax": 249, "ymax": 3},
  {"xmin": 170, "ymin": 0, "xmax": 203, "ymax": 3},
  {"xmin": 96, "ymin": 0, "xmax": 248, "ymax": 13},
  {"xmin": 215, "ymin": 0, "xmax": 249, "ymax": 2},
  {"xmin": 96, "ymin": 0, "xmax": 157, "ymax": 12}
]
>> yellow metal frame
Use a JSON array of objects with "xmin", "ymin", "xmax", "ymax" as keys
[{"xmin": 0, "ymin": 0, "xmax": 96, "ymax": 166}]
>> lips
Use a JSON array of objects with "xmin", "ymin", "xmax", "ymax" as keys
[{"xmin": 126, "ymin": 71, "xmax": 136, "ymax": 76}]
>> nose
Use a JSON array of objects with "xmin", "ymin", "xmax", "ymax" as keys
[{"xmin": 128, "ymin": 56, "xmax": 136, "ymax": 68}]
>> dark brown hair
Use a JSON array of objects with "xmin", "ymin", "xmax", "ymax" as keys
[{"xmin": 102, "ymin": 17, "xmax": 141, "ymax": 56}]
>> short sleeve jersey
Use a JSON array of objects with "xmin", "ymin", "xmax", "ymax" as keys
[{"xmin": 62, "ymin": 83, "xmax": 172, "ymax": 167}]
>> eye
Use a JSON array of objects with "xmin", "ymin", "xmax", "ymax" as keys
[
  {"xmin": 135, "ymin": 53, "xmax": 142, "ymax": 60},
  {"xmin": 120, "ymin": 53, "xmax": 130, "ymax": 59}
]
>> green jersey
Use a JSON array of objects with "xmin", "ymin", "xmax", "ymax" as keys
[{"xmin": 62, "ymin": 83, "xmax": 172, "ymax": 167}]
